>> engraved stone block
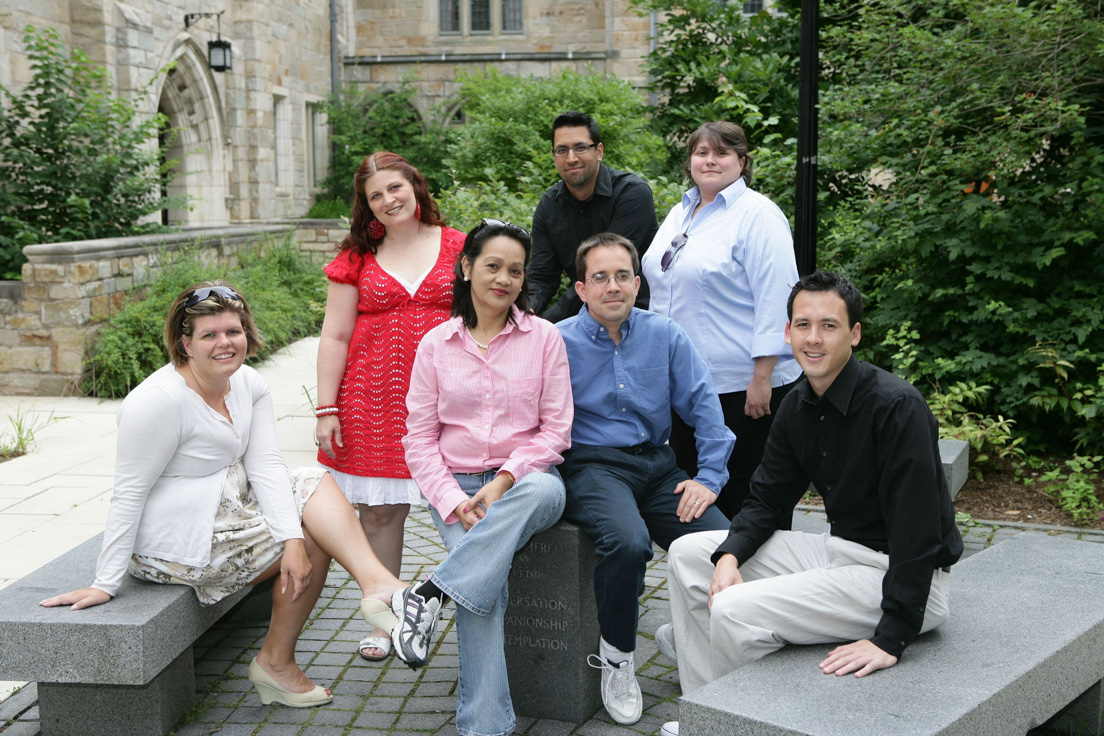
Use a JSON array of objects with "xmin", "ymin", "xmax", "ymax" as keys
[{"xmin": 505, "ymin": 520, "xmax": 602, "ymax": 724}]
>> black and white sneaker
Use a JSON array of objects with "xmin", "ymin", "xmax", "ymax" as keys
[{"xmin": 391, "ymin": 584, "xmax": 442, "ymax": 669}]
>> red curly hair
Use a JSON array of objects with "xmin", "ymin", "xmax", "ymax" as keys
[{"xmin": 340, "ymin": 152, "xmax": 446, "ymax": 255}]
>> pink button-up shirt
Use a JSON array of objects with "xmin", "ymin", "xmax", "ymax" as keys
[{"xmin": 404, "ymin": 306, "xmax": 573, "ymax": 524}]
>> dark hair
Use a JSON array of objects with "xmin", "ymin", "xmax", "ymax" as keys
[
  {"xmin": 340, "ymin": 151, "xmax": 445, "ymax": 256},
  {"xmin": 786, "ymin": 271, "xmax": 864, "ymax": 328},
  {"xmin": 452, "ymin": 219, "xmax": 533, "ymax": 328},
  {"xmin": 164, "ymin": 280, "xmax": 264, "ymax": 366},
  {"xmin": 684, "ymin": 121, "xmax": 754, "ymax": 186},
  {"xmin": 575, "ymin": 232, "xmax": 640, "ymax": 281},
  {"xmin": 551, "ymin": 111, "xmax": 601, "ymax": 146}
]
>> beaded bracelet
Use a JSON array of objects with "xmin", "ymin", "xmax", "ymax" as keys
[{"xmin": 314, "ymin": 404, "xmax": 340, "ymax": 418}]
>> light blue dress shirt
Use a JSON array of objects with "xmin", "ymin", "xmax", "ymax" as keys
[
  {"xmin": 556, "ymin": 307, "xmax": 735, "ymax": 493},
  {"xmin": 641, "ymin": 177, "xmax": 802, "ymax": 394}
]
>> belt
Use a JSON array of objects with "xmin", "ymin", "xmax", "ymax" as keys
[{"xmin": 614, "ymin": 443, "xmax": 655, "ymax": 455}]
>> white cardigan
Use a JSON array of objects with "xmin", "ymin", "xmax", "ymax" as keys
[{"xmin": 92, "ymin": 364, "xmax": 302, "ymax": 596}]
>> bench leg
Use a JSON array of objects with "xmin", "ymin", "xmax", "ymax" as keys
[
  {"xmin": 1048, "ymin": 680, "xmax": 1104, "ymax": 736},
  {"xmin": 37, "ymin": 647, "xmax": 195, "ymax": 736}
]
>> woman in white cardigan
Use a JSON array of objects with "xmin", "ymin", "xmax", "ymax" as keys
[{"xmin": 41, "ymin": 281, "xmax": 406, "ymax": 708}]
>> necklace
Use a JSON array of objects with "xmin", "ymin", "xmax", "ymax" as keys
[{"xmin": 465, "ymin": 325, "xmax": 489, "ymax": 350}]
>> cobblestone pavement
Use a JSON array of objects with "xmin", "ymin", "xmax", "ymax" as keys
[{"xmin": 2, "ymin": 507, "xmax": 1103, "ymax": 736}]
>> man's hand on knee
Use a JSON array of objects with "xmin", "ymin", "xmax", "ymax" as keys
[
  {"xmin": 673, "ymin": 479, "xmax": 718, "ymax": 523},
  {"xmin": 708, "ymin": 553, "xmax": 743, "ymax": 611},
  {"xmin": 818, "ymin": 639, "xmax": 898, "ymax": 678}
]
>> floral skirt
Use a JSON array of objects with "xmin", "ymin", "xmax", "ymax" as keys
[{"xmin": 128, "ymin": 463, "xmax": 327, "ymax": 605}]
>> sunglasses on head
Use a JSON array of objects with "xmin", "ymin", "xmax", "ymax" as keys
[
  {"xmin": 480, "ymin": 218, "xmax": 531, "ymax": 239},
  {"xmin": 185, "ymin": 285, "xmax": 241, "ymax": 308}
]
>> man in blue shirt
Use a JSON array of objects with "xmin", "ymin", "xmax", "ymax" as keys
[{"xmin": 556, "ymin": 232, "xmax": 735, "ymax": 726}]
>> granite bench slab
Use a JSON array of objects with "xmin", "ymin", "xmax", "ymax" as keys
[
  {"xmin": 679, "ymin": 532, "xmax": 1104, "ymax": 735},
  {"xmin": 0, "ymin": 533, "xmax": 268, "ymax": 736}
]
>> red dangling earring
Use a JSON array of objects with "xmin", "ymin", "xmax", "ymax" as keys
[
  {"xmin": 415, "ymin": 204, "xmax": 422, "ymax": 220},
  {"xmin": 368, "ymin": 219, "xmax": 386, "ymax": 240}
]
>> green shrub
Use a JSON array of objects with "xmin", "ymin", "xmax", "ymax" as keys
[
  {"xmin": 444, "ymin": 67, "xmax": 666, "ymax": 192},
  {"xmin": 83, "ymin": 236, "xmax": 326, "ymax": 398},
  {"xmin": 321, "ymin": 77, "xmax": 452, "ymax": 200},
  {"xmin": 0, "ymin": 26, "xmax": 182, "ymax": 279},
  {"xmin": 632, "ymin": 0, "xmax": 800, "ymax": 181},
  {"xmin": 304, "ymin": 196, "xmax": 351, "ymax": 220},
  {"xmin": 818, "ymin": 0, "xmax": 1104, "ymax": 450}
]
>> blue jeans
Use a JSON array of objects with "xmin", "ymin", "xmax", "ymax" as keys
[
  {"xmin": 430, "ymin": 468, "xmax": 566, "ymax": 736},
  {"xmin": 560, "ymin": 444, "xmax": 730, "ymax": 652}
]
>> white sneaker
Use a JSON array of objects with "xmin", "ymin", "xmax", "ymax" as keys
[
  {"xmin": 661, "ymin": 721, "xmax": 679, "ymax": 736},
  {"xmin": 656, "ymin": 623, "xmax": 677, "ymax": 662},
  {"xmin": 587, "ymin": 654, "xmax": 643, "ymax": 725}
]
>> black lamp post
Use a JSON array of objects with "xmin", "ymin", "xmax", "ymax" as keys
[
  {"xmin": 794, "ymin": 0, "xmax": 819, "ymax": 276},
  {"xmin": 184, "ymin": 11, "xmax": 232, "ymax": 72}
]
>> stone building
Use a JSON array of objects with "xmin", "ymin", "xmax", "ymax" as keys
[
  {"xmin": 1, "ymin": 0, "xmax": 772, "ymax": 226},
  {"xmin": 1, "ymin": 0, "xmax": 346, "ymax": 225}
]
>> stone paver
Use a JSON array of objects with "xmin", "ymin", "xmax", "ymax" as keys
[{"xmin": 2, "ymin": 336, "xmax": 1103, "ymax": 735}]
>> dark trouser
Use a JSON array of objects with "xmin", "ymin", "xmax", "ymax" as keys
[
  {"xmin": 670, "ymin": 379, "xmax": 800, "ymax": 520},
  {"xmin": 560, "ymin": 443, "xmax": 729, "ymax": 653}
]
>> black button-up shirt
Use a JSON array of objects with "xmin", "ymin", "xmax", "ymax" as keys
[
  {"xmin": 530, "ymin": 165, "xmax": 658, "ymax": 321},
  {"xmin": 713, "ymin": 357, "xmax": 963, "ymax": 657}
]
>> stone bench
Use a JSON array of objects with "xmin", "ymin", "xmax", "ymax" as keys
[
  {"xmin": 0, "ymin": 533, "xmax": 270, "ymax": 736},
  {"xmin": 499, "ymin": 440, "xmax": 971, "ymax": 725},
  {"xmin": 679, "ymin": 532, "xmax": 1104, "ymax": 735}
]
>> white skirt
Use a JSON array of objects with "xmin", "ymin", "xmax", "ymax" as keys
[{"xmin": 327, "ymin": 467, "xmax": 424, "ymax": 506}]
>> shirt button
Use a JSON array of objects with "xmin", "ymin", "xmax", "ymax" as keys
[
  {"xmin": 822, "ymin": 451, "xmax": 828, "ymax": 457},
  {"xmin": 615, "ymin": 350, "xmax": 619, "ymax": 355},
  {"xmin": 619, "ymin": 384, "xmax": 625, "ymax": 388},
  {"xmin": 621, "ymin": 408, "xmax": 626, "ymax": 412},
  {"xmin": 485, "ymin": 393, "xmax": 491, "ymax": 398},
  {"xmin": 820, "ymin": 416, "xmax": 825, "ymax": 421},
  {"xmin": 483, "ymin": 425, "xmax": 490, "ymax": 429}
]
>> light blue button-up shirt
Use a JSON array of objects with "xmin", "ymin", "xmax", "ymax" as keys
[
  {"xmin": 557, "ymin": 307, "xmax": 735, "ymax": 493},
  {"xmin": 641, "ymin": 177, "xmax": 802, "ymax": 394}
]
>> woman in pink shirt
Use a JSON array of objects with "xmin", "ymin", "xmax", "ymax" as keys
[{"xmin": 399, "ymin": 218, "xmax": 573, "ymax": 736}]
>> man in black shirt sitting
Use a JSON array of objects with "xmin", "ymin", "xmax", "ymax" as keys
[
  {"xmin": 529, "ymin": 111, "xmax": 658, "ymax": 322},
  {"xmin": 657, "ymin": 272, "xmax": 963, "ymax": 736}
]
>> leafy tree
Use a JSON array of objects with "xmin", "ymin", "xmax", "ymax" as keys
[
  {"xmin": 320, "ymin": 76, "xmax": 452, "ymax": 200},
  {"xmin": 632, "ymin": 0, "xmax": 800, "ymax": 166},
  {"xmin": 444, "ymin": 66, "xmax": 667, "ymax": 192},
  {"xmin": 631, "ymin": 0, "xmax": 801, "ymax": 214},
  {"xmin": 0, "ymin": 26, "xmax": 177, "ymax": 279},
  {"xmin": 817, "ymin": 0, "xmax": 1104, "ymax": 450}
]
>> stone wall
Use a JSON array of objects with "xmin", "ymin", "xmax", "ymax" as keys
[
  {"xmin": 346, "ymin": 0, "xmax": 653, "ymax": 121},
  {"xmin": 0, "ymin": 222, "xmax": 347, "ymax": 396}
]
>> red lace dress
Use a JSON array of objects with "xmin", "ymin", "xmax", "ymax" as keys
[{"xmin": 318, "ymin": 226, "xmax": 464, "ymax": 504}]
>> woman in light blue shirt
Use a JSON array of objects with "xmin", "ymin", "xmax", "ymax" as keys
[{"xmin": 641, "ymin": 122, "xmax": 802, "ymax": 518}]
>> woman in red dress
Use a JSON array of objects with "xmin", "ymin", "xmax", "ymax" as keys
[{"xmin": 314, "ymin": 152, "xmax": 464, "ymax": 660}]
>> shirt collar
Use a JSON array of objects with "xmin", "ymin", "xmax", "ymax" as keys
[
  {"xmin": 681, "ymin": 177, "xmax": 748, "ymax": 211},
  {"xmin": 577, "ymin": 304, "xmax": 633, "ymax": 342},
  {"xmin": 799, "ymin": 355, "xmax": 861, "ymax": 415},
  {"xmin": 442, "ymin": 305, "xmax": 532, "ymax": 341}
]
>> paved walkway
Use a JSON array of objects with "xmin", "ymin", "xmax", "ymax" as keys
[{"xmin": 1, "ymin": 336, "xmax": 1102, "ymax": 735}]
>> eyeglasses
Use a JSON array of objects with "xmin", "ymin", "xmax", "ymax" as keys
[
  {"xmin": 479, "ymin": 218, "xmax": 531, "ymax": 238},
  {"xmin": 552, "ymin": 143, "xmax": 598, "ymax": 158},
  {"xmin": 185, "ymin": 285, "xmax": 240, "ymax": 307},
  {"xmin": 660, "ymin": 233, "xmax": 688, "ymax": 272},
  {"xmin": 585, "ymin": 272, "xmax": 635, "ymax": 288}
]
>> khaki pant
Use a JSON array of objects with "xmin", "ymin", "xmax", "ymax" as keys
[{"xmin": 667, "ymin": 529, "xmax": 951, "ymax": 694}]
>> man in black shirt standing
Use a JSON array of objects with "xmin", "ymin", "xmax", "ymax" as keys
[
  {"xmin": 529, "ymin": 111, "xmax": 658, "ymax": 322},
  {"xmin": 657, "ymin": 272, "xmax": 963, "ymax": 734}
]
